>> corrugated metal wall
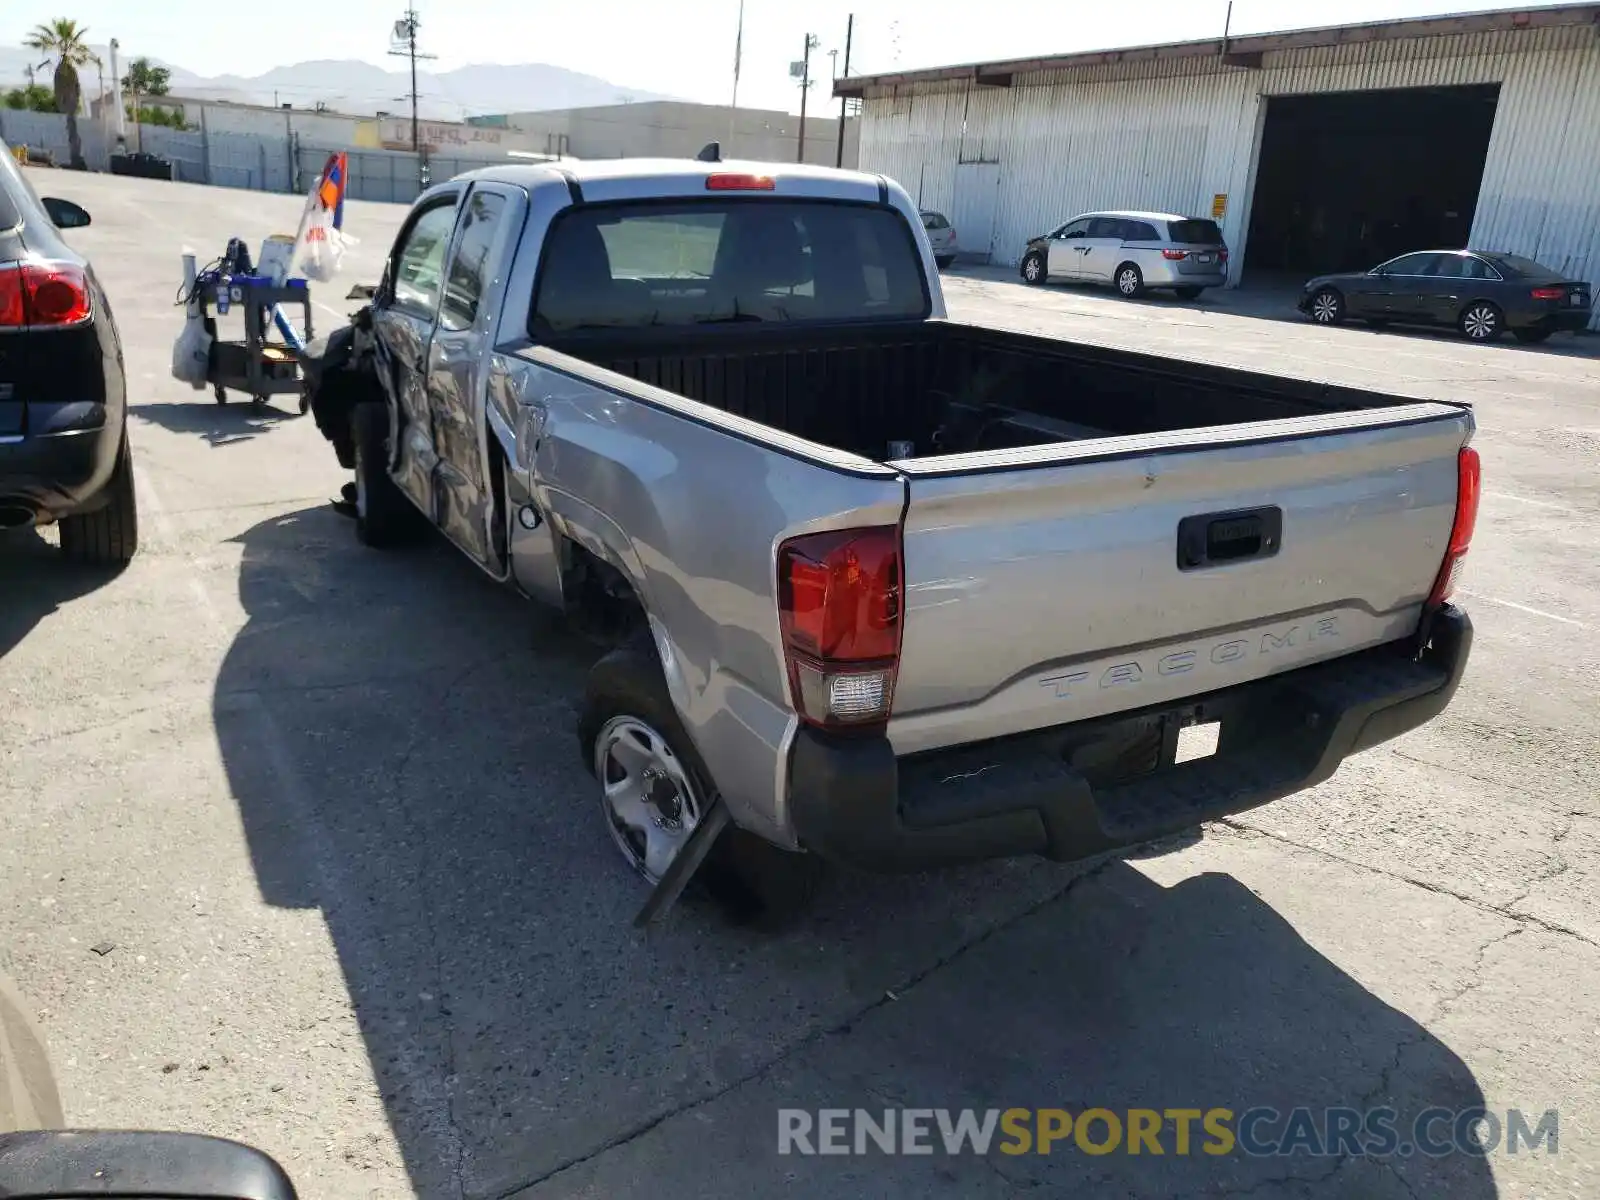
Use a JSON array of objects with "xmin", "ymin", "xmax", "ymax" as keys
[{"xmin": 859, "ymin": 24, "xmax": 1600, "ymax": 327}]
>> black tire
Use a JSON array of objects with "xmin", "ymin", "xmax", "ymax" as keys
[
  {"xmin": 1459, "ymin": 301, "xmax": 1503, "ymax": 342},
  {"xmin": 1513, "ymin": 327, "xmax": 1552, "ymax": 345},
  {"xmin": 579, "ymin": 631, "xmax": 824, "ymax": 927},
  {"xmin": 1020, "ymin": 251, "xmax": 1046, "ymax": 286},
  {"xmin": 1174, "ymin": 285, "xmax": 1203, "ymax": 300},
  {"xmin": 1114, "ymin": 262, "xmax": 1145, "ymax": 298},
  {"xmin": 350, "ymin": 402, "xmax": 425, "ymax": 548},
  {"xmin": 1308, "ymin": 288, "xmax": 1345, "ymax": 325},
  {"xmin": 214, "ymin": 384, "xmax": 227, "ymax": 405},
  {"xmin": 935, "ymin": 254, "xmax": 955, "ymax": 269},
  {"xmin": 59, "ymin": 433, "xmax": 139, "ymax": 567}
]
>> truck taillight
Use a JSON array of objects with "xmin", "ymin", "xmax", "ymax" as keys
[
  {"xmin": 706, "ymin": 173, "xmax": 775, "ymax": 191},
  {"xmin": 777, "ymin": 526, "xmax": 902, "ymax": 730},
  {"xmin": 1427, "ymin": 446, "xmax": 1481, "ymax": 609},
  {"xmin": 0, "ymin": 260, "xmax": 91, "ymax": 329}
]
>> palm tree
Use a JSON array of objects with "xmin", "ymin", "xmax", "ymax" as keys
[
  {"xmin": 121, "ymin": 57, "xmax": 172, "ymax": 152},
  {"xmin": 24, "ymin": 19, "xmax": 96, "ymax": 169}
]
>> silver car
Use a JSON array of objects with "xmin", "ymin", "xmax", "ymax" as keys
[
  {"xmin": 921, "ymin": 209, "xmax": 958, "ymax": 268},
  {"xmin": 1019, "ymin": 210, "xmax": 1229, "ymax": 298}
]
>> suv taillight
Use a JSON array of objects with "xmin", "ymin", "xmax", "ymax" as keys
[
  {"xmin": 0, "ymin": 260, "xmax": 92, "ymax": 329},
  {"xmin": 1427, "ymin": 446, "xmax": 1481, "ymax": 609},
  {"xmin": 777, "ymin": 526, "xmax": 902, "ymax": 730}
]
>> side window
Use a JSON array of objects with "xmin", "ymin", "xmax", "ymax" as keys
[
  {"xmin": 391, "ymin": 201, "xmax": 459, "ymax": 314},
  {"xmin": 1087, "ymin": 217, "xmax": 1126, "ymax": 239},
  {"xmin": 1424, "ymin": 254, "xmax": 1465, "ymax": 279},
  {"xmin": 1380, "ymin": 252, "xmax": 1433, "ymax": 276},
  {"xmin": 1057, "ymin": 218, "xmax": 1091, "ymax": 239},
  {"xmin": 1125, "ymin": 221, "xmax": 1160, "ymax": 241},
  {"xmin": 439, "ymin": 191, "xmax": 507, "ymax": 331},
  {"xmin": 1461, "ymin": 256, "xmax": 1495, "ymax": 281}
]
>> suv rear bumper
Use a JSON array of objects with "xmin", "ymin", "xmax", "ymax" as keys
[
  {"xmin": 787, "ymin": 606, "xmax": 1472, "ymax": 873},
  {"xmin": 0, "ymin": 404, "xmax": 122, "ymax": 521}
]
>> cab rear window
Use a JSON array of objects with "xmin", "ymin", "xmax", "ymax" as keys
[
  {"xmin": 1166, "ymin": 219, "xmax": 1223, "ymax": 245},
  {"xmin": 532, "ymin": 199, "xmax": 930, "ymax": 333}
]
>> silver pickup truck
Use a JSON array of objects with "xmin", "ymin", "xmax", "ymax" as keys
[{"xmin": 307, "ymin": 153, "xmax": 1477, "ymax": 913}]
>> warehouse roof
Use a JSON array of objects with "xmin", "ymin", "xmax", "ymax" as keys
[{"xmin": 833, "ymin": 3, "xmax": 1600, "ymax": 97}]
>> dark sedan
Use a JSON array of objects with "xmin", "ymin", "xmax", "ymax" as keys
[
  {"xmin": 1299, "ymin": 249, "xmax": 1592, "ymax": 344},
  {"xmin": 0, "ymin": 138, "xmax": 137, "ymax": 564}
]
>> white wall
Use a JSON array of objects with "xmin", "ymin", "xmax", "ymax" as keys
[
  {"xmin": 857, "ymin": 24, "xmax": 1600, "ymax": 326},
  {"xmin": 503, "ymin": 102, "xmax": 860, "ymax": 167}
]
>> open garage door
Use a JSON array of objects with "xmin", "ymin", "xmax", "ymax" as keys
[{"xmin": 1242, "ymin": 84, "xmax": 1500, "ymax": 280}]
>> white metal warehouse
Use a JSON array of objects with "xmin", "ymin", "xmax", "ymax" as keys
[{"xmin": 836, "ymin": 4, "xmax": 1600, "ymax": 325}]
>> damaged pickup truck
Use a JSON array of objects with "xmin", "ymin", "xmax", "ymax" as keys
[{"xmin": 305, "ymin": 154, "xmax": 1478, "ymax": 917}]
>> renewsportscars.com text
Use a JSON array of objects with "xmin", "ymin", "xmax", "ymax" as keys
[{"xmin": 777, "ymin": 1107, "xmax": 1559, "ymax": 1159}]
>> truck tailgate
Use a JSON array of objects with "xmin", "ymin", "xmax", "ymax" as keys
[{"xmin": 888, "ymin": 404, "xmax": 1473, "ymax": 756}]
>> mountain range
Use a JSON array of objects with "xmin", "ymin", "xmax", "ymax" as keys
[{"xmin": 0, "ymin": 47, "xmax": 678, "ymax": 119}]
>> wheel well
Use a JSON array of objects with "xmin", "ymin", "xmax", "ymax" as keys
[{"xmin": 563, "ymin": 541, "xmax": 647, "ymax": 644}]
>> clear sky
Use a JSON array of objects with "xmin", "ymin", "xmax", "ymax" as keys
[{"xmin": 2, "ymin": 0, "xmax": 1579, "ymax": 114}]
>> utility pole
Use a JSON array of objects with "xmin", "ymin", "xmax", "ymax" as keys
[
  {"xmin": 728, "ymin": 0, "xmax": 745, "ymax": 146},
  {"xmin": 108, "ymin": 39, "xmax": 126, "ymax": 150},
  {"xmin": 835, "ymin": 14, "xmax": 853, "ymax": 168},
  {"xmin": 796, "ymin": 33, "xmax": 819, "ymax": 163},
  {"xmin": 388, "ymin": 6, "xmax": 437, "ymax": 189}
]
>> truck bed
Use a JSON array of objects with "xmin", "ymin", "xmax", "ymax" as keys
[
  {"xmin": 537, "ymin": 316, "xmax": 1470, "ymax": 756},
  {"xmin": 545, "ymin": 319, "xmax": 1428, "ymax": 464}
]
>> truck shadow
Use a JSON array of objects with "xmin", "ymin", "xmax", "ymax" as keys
[{"xmin": 213, "ymin": 504, "xmax": 1498, "ymax": 1200}]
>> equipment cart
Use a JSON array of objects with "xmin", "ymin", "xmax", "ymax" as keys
[{"xmin": 202, "ymin": 278, "xmax": 314, "ymax": 412}]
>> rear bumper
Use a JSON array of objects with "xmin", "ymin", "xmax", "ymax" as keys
[
  {"xmin": 0, "ymin": 404, "xmax": 122, "ymax": 520},
  {"xmin": 1524, "ymin": 309, "xmax": 1592, "ymax": 333},
  {"xmin": 787, "ymin": 607, "xmax": 1472, "ymax": 873},
  {"xmin": 1141, "ymin": 260, "xmax": 1227, "ymax": 288}
]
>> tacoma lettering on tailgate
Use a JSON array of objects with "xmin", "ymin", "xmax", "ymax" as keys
[{"xmin": 1038, "ymin": 616, "xmax": 1341, "ymax": 699}]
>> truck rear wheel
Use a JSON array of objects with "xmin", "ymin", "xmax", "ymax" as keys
[
  {"xmin": 579, "ymin": 630, "xmax": 823, "ymax": 926},
  {"xmin": 59, "ymin": 434, "xmax": 139, "ymax": 567},
  {"xmin": 350, "ymin": 403, "xmax": 424, "ymax": 548}
]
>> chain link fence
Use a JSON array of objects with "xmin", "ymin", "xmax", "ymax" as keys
[{"xmin": 0, "ymin": 108, "xmax": 502, "ymax": 205}]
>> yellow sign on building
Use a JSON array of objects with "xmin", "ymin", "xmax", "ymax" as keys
[{"xmin": 1212, "ymin": 193, "xmax": 1227, "ymax": 220}]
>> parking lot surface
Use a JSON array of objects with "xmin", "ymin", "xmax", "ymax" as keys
[{"xmin": 2, "ymin": 173, "xmax": 1597, "ymax": 1199}]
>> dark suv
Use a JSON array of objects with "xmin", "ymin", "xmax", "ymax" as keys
[{"xmin": 0, "ymin": 139, "xmax": 137, "ymax": 565}]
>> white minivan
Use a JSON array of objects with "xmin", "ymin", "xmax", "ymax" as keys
[{"xmin": 1019, "ymin": 210, "xmax": 1229, "ymax": 299}]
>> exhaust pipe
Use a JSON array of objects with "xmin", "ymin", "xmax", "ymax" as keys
[{"xmin": 0, "ymin": 503, "xmax": 38, "ymax": 529}]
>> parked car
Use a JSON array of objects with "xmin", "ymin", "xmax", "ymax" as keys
[
  {"xmin": 1300, "ymin": 249, "xmax": 1593, "ymax": 343},
  {"xmin": 0, "ymin": 138, "xmax": 137, "ymax": 564},
  {"xmin": 1020, "ymin": 211, "xmax": 1229, "ymax": 299},
  {"xmin": 921, "ymin": 209, "xmax": 957, "ymax": 268},
  {"xmin": 306, "ymin": 155, "xmax": 1475, "ymax": 919}
]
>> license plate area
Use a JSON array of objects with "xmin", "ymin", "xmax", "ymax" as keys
[{"xmin": 1194, "ymin": 253, "xmax": 1214, "ymax": 264}]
